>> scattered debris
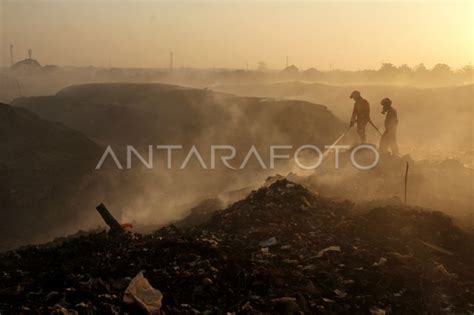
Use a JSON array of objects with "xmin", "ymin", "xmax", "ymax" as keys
[
  {"xmin": 419, "ymin": 239, "xmax": 454, "ymax": 256},
  {"xmin": 333, "ymin": 289, "xmax": 347, "ymax": 298},
  {"xmin": 370, "ymin": 306, "xmax": 386, "ymax": 315},
  {"xmin": 259, "ymin": 237, "xmax": 277, "ymax": 247},
  {"xmin": 373, "ymin": 257, "xmax": 387, "ymax": 267},
  {"xmin": 433, "ymin": 263, "xmax": 457, "ymax": 279},
  {"xmin": 1, "ymin": 179, "xmax": 473, "ymax": 313},
  {"xmin": 316, "ymin": 245, "xmax": 341, "ymax": 257}
]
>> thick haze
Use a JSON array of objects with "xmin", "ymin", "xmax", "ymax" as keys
[{"xmin": 1, "ymin": 0, "xmax": 472, "ymax": 70}]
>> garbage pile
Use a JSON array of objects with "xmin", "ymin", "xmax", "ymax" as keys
[
  {"xmin": 300, "ymin": 152, "xmax": 474, "ymax": 226},
  {"xmin": 1, "ymin": 179, "xmax": 473, "ymax": 314}
]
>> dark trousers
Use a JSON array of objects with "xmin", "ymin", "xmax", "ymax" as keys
[{"xmin": 357, "ymin": 120, "xmax": 368, "ymax": 143}]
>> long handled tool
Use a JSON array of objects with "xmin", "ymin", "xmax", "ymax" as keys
[
  {"xmin": 321, "ymin": 126, "xmax": 352, "ymax": 160},
  {"xmin": 294, "ymin": 126, "xmax": 351, "ymax": 172},
  {"xmin": 369, "ymin": 120, "xmax": 383, "ymax": 136}
]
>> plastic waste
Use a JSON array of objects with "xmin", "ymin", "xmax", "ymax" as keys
[{"xmin": 123, "ymin": 271, "xmax": 162, "ymax": 315}]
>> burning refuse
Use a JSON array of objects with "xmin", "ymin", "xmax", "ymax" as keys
[
  {"xmin": 1, "ymin": 179, "xmax": 473, "ymax": 313},
  {"xmin": 1, "ymin": 83, "xmax": 473, "ymax": 314},
  {"xmin": 1, "ymin": 2, "xmax": 473, "ymax": 313}
]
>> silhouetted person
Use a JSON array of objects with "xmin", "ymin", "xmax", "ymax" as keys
[
  {"xmin": 379, "ymin": 98, "xmax": 399, "ymax": 155},
  {"xmin": 349, "ymin": 90, "xmax": 370, "ymax": 143}
]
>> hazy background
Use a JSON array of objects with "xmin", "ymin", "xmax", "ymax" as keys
[
  {"xmin": 1, "ymin": 0, "xmax": 473, "ymax": 70},
  {"xmin": 0, "ymin": 0, "xmax": 473, "ymax": 250}
]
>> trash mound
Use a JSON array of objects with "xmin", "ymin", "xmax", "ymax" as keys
[
  {"xmin": 175, "ymin": 198, "xmax": 225, "ymax": 228},
  {"xmin": 1, "ymin": 180, "xmax": 473, "ymax": 314},
  {"xmin": 12, "ymin": 83, "xmax": 344, "ymax": 148},
  {"xmin": 357, "ymin": 206, "xmax": 471, "ymax": 254},
  {"xmin": 0, "ymin": 103, "xmax": 103, "ymax": 251},
  {"xmin": 302, "ymin": 152, "xmax": 474, "ymax": 226}
]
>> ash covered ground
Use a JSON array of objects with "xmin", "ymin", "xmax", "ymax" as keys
[{"xmin": 1, "ymin": 179, "xmax": 473, "ymax": 314}]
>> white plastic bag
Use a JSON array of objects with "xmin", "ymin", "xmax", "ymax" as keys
[{"xmin": 123, "ymin": 271, "xmax": 163, "ymax": 314}]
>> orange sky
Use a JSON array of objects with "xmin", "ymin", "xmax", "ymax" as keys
[{"xmin": 1, "ymin": 0, "xmax": 473, "ymax": 70}]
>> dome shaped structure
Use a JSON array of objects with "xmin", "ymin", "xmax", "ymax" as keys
[{"xmin": 11, "ymin": 58, "xmax": 42, "ymax": 72}]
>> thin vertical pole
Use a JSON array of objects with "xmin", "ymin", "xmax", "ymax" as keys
[
  {"xmin": 16, "ymin": 79, "xmax": 22, "ymax": 97},
  {"xmin": 404, "ymin": 162, "xmax": 409, "ymax": 204}
]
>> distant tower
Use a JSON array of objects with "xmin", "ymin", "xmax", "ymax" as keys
[
  {"xmin": 28, "ymin": 49, "xmax": 32, "ymax": 59},
  {"xmin": 10, "ymin": 44, "xmax": 14, "ymax": 65},
  {"xmin": 286, "ymin": 56, "xmax": 288, "ymax": 68},
  {"xmin": 169, "ymin": 52, "xmax": 173, "ymax": 70}
]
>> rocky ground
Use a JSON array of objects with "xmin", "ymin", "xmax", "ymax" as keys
[{"xmin": 1, "ymin": 179, "xmax": 473, "ymax": 314}]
